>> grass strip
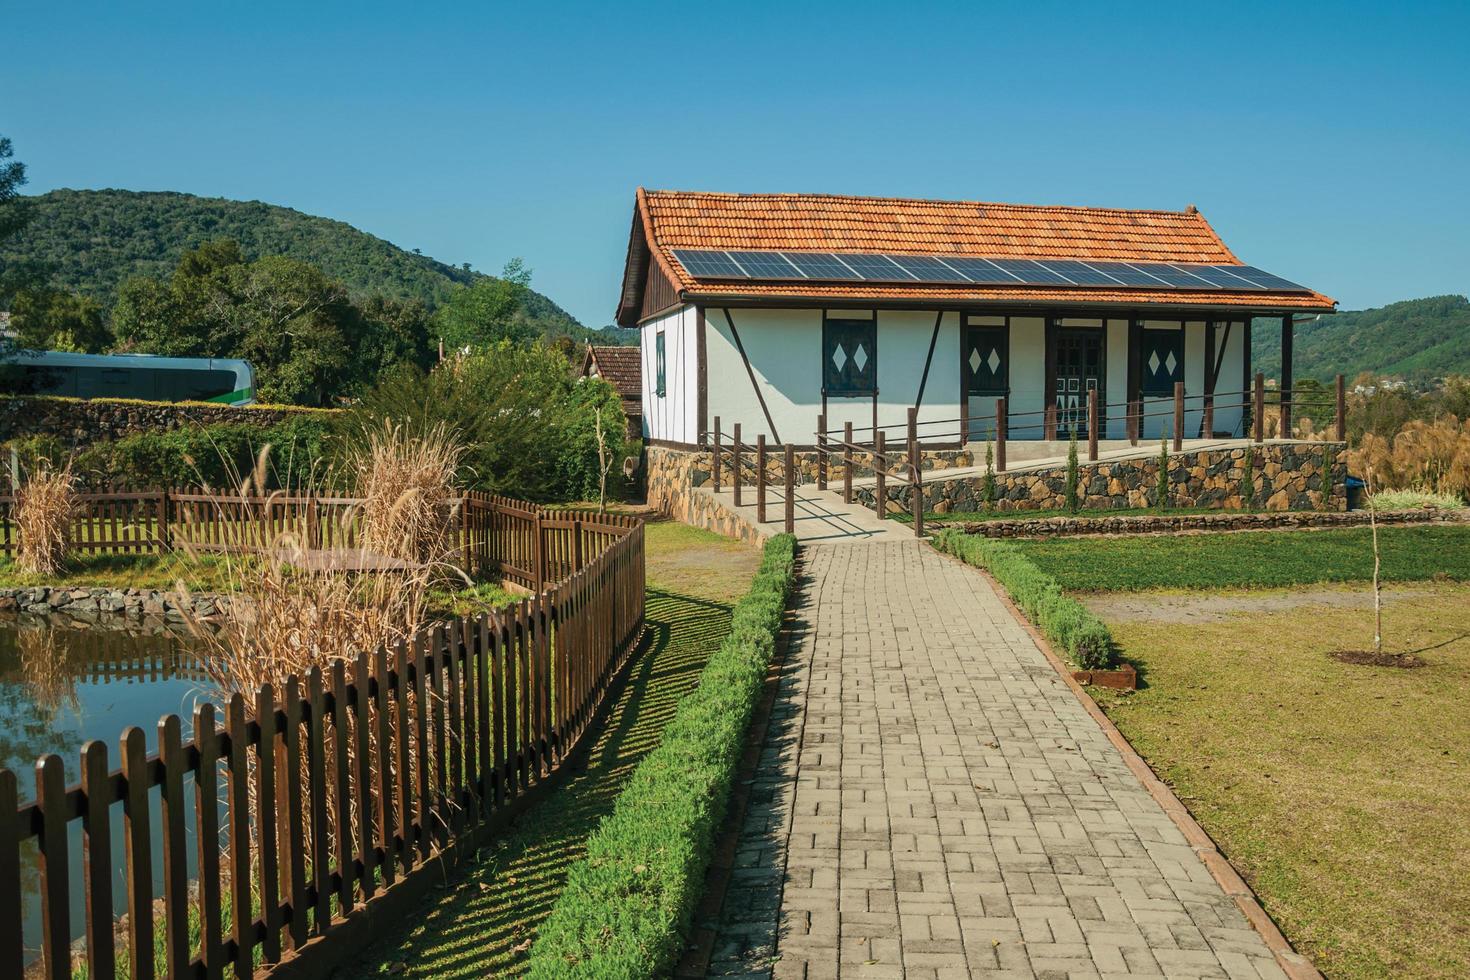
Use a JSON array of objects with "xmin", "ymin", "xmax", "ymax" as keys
[
  {"xmin": 526, "ymin": 534, "xmax": 797, "ymax": 978},
  {"xmin": 1013, "ymin": 524, "xmax": 1470, "ymax": 592},
  {"xmin": 934, "ymin": 530, "xmax": 1114, "ymax": 669}
]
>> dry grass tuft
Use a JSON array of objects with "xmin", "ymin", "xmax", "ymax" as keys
[
  {"xmin": 351, "ymin": 420, "xmax": 464, "ymax": 567},
  {"xmin": 15, "ymin": 461, "xmax": 77, "ymax": 576},
  {"xmin": 1350, "ymin": 415, "xmax": 1470, "ymax": 501}
]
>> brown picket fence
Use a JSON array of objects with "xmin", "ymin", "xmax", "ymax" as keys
[{"xmin": 0, "ymin": 494, "xmax": 645, "ymax": 979}]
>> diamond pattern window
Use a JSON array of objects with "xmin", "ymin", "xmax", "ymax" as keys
[
  {"xmin": 1140, "ymin": 329, "xmax": 1183, "ymax": 397},
  {"xmin": 824, "ymin": 318, "xmax": 876, "ymax": 396}
]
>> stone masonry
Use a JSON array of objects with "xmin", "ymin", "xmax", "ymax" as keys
[{"xmin": 708, "ymin": 543, "xmax": 1290, "ymax": 979}]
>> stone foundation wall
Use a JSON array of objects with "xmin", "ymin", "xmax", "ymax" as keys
[
  {"xmin": 857, "ymin": 443, "xmax": 1347, "ymax": 514},
  {"xmin": 0, "ymin": 395, "xmax": 335, "ymax": 451}
]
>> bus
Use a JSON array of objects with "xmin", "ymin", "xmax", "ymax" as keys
[{"xmin": 1, "ymin": 350, "xmax": 256, "ymax": 404}]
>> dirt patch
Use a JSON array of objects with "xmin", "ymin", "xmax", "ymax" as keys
[
  {"xmin": 1083, "ymin": 584, "xmax": 1434, "ymax": 625},
  {"xmin": 1328, "ymin": 649, "xmax": 1427, "ymax": 668}
]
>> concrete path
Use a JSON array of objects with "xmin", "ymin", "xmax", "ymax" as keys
[
  {"xmin": 708, "ymin": 542, "xmax": 1286, "ymax": 979},
  {"xmin": 700, "ymin": 484, "xmax": 916, "ymax": 545}
]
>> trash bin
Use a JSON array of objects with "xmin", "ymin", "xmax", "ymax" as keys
[{"xmin": 1346, "ymin": 475, "xmax": 1365, "ymax": 510}]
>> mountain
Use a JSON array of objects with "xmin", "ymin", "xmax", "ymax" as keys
[
  {"xmin": 1253, "ymin": 295, "xmax": 1470, "ymax": 383},
  {"xmin": 1, "ymin": 188, "xmax": 631, "ymax": 345}
]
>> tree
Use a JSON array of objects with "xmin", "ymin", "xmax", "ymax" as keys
[
  {"xmin": 432, "ymin": 259, "xmax": 537, "ymax": 350},
  {"xmin": 9, "ymin": 287, "xmax": 110, "ymax": 352},
  {"xmin": 0, "ymin": 135, "xmax": 28, "ymax": 245}
]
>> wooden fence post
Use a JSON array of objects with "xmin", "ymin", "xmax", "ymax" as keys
[
  {"xmin": 1087, "ymin": 389, "xmax": 1099, "ymax": 462},
  {"xmin": 1254, "ymin": 373, "xmax": 1265, "ymax": 443},
  {"xmin": 1335, "ymin": 374, "xmax": 1346, "ymax": 442},
  {"xmin": 1045, "ymin": 403, "xmax": 1057, "ymax": 441},
  {"xmin": 843, "ymin": 422, "xmax": 854, "ymax": 504},
  {"xmin": 756, "ymin": 435, "xmax": 767, "ymax": 523},
  {"xmin": 732, "ymin": 423, "xmax": 742, "ymax": 507},
  {"xmin": 572, "ymin": 518, "xmax": 584, "ymax": 572},
  {"xmin": 533, "ymin": 512, "xmax": 546, "ymax": 593},
  {"xmin": 1127, "ymin": 398, "xmax": 1139, "ymax": 446},
  {"xmin": 996, "ymin": 398, "xmax": 1007, "ymax": 472},
  {"xmin": 816, "ymin": 413, "xmax": 827, "ymax": 491},
  {"xmin": 1173, "ymin": 382, "xmax": 1185, "ymax": 452},
  {"xmin": 1203, "ymin": 391, "xmax": 1215, "ymax": 440},
  {"xmin": 712, "ymin": 416, "xmax": 722, "ymax": 492},
  {"xmin": 907, "ymin": 407, "xmax": 918, "ymax": 462},
  {"xmin": 784, "ymin": 444, "xmax": 795, "ymax": 534},
  {"xmin": 873, "ymin": 430, "xmax": 886, "ymax": 520},
  {"xmin": 158, "ymin": 489, "xmax": 171, "ymax": 552},
  {"xmin": 910, "ymin": 434, "xmax": 924, "ymax": 537}
]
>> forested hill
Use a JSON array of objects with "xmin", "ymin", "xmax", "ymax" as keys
[
  {"xmin": 1254, "ymin": 295, "xmax": 1470, "ymax": 382},
  {"xmin": 1, "ymin": 187, "xmax": 614, "ymax": 340}
]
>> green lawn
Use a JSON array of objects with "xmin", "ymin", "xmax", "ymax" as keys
[
  {"xmin": 329, "ymin": 520, "xmax": 759, "ymax": 978},
  {"xmin": 1014, "ymin": 524, "xmax": 1470, "ymax": 591},
  {"xmin": 1090, "ymin": 584, "xmax": 1470, "ymax": 978},
  {"xmin": 0, "ymin": 551, "xmax": 238, "ymax": 591}
]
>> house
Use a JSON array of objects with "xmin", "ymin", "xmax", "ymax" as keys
[
  {"xmin": 581, "ymin": 344, "xmax": 643, "ymax": 440},
  {"xmin": 615, "ymin": 190, "xmax": 1335, "ymax": 449}
]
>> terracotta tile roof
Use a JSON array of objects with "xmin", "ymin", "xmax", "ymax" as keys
[
  {"xmin": 583, "ymin": 345, "xmax": 642, "ymax": 408},
  {"xmin": 617, "ymin": 189, "xmax": 1335, "ymax": 322}
]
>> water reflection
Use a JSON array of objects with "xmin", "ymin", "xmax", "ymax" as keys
[{"xmin": 0, "ymin": 615, "xmax": 213, "ymax": 966}]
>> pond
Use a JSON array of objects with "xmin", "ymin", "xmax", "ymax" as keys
[{"xmin": 0, "ymin": 615, "xmax": 215, "ymax": 966}]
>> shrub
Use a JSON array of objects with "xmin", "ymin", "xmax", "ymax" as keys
[
  {"xmin": 1367, "ymin": 487, "xmax": 1465, "ymax": 511},
  {"xmin": 1156, "ymin": 436, "xmax": 1170, "ymax": 511},
  {"xmin": 348, "ymin": 419, "xmax": 464, "ymax": 566},
  {"xmin": 982, "ymin": 438, "xmax": 997, "ymax": 512},
  {"xmin": 15, "ymin": 460, "xmax": 76, "ymax": 576},
  {"xmin": 339, "ymin": 344, "xmax": 632, "ymax": 504},
  {"xmin": 1349, "ymin": 414, "xmax": 1470, "ymax": 500},
  {"xmin": 1064, "ymin": 431, "xmax": 1080, "ymax": 514},
  {"xmin": 1241, "ymin": 446, "xmax": 1256, "ymax": 510},
  {"xmin": 527, "ymin": 534, "xmax": 797, "ymax": 978},
  {"xmin": 934, "ymin": 531, "xmax": 1114, "ymax": 670}
]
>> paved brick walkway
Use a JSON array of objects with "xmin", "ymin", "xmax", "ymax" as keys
[{"xmin": 708, "ymin": 542, "xmax": 1286, "ymax": 979}]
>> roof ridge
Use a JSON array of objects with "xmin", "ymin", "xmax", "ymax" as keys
[{"xmin": 641, "ymin": 188, "xmax": 1202, "ymax": 218}]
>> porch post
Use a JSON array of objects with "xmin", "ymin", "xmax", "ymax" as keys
[
  {"xmin": 995, "ymin": 398, "xmax": 1007, "ymax": 473},
  {"xmin": 712, "ymin": 416, "xmax": 722, "ymax": 492},
  {"xmin": 1202, "ymin": 322, "xmax": 1216, "ymax": 439},
  {"xmin": 732, "ymin": 423, "xmax": 743, "ymax": 507},
  {"xmin": 1253, "ymin": 374, "xmax": 1265, "ymax": 443},
  {"xmin": 1173, "ymin": 381, "xmax": 1184, "ymax": 452},
  {"xmin": 873, "ymin": 431, "xmax": 886, "ymax": 520},
  {"xmin": 784, "ymin": 444, "xmax": 795, "ymax": 534},
  {"xmin": 1087, "ymin": 388, "xmax": 1098, "ymax": 462},
  {"xmin": 843, "ymin": 422, "xmax": 854, "ymax": 504},
  {"xmin": 816, "ymin": 413, "xmax": 827, "ymax": 491},
  {"xmin": 1335, "ymin": 374, "xmax": 1347, "ymax": 442},
  {"xmin": 1280, "ymin": 315, "xmax": 1294, "ymax": 438},
  {"xmin": 756, "ymin": 435, "xmax": 767, "ymax": 523}
]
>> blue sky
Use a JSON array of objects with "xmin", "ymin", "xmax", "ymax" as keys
[{"xmin": 7, "ymin": 1, "xmax": 1468, "ymax": 327}]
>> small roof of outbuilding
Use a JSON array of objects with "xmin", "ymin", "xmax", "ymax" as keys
[{"xmin": 582, "ymin": 345, "xmax": 642, "ymax": 408}]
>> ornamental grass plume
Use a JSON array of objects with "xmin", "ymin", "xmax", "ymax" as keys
[
  {"xmin": 350, "ymin": 420, "xmax": 465, "ymax": 567},
  {"xmin": 15, "ymin": 460, "xmax": 76, "ymax": 576},
  {"xmin": 1350, "ymin": 415, "xmax": 1470, "ymax": 501}
]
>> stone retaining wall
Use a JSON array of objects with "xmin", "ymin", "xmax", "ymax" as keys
[
  {"xmin": 0, "ymin": 395, "xmax": 335, "ymax": 451},
  {"xmin": 0, "ymin": 585, "xmax": 230, "ymax": 625},
  {"xmin": 937, "ymin": 506, "xmax": 1460, "ymax": 539},
  {"xmin": 857, "ymin": 443, "xmax": 1346, "ymax": 514}
]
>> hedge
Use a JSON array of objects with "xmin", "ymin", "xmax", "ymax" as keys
[
  {"xmin": 934, "ymin": 530, "xmax": 1115, "ymax": 669},
  {"xmin": 526, "ymin": 534, "xmax": 798, "ymax": 978}
]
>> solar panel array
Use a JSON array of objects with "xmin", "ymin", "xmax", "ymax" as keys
[{"xmin": 671, "ymin": 249, "xmax": 1308, "ymax": 293}]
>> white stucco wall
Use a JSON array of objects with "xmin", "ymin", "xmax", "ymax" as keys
[
  {"xmin": 705, "ymin": 308, "xmax": 963, "ymax": 446},
  {"xmin": 640, "ymin": 305, "xmax": 699, "ymax": 444},
  {"xmin": 668, "ymin": 306, "xmax": 1256, "ymax": 447}
]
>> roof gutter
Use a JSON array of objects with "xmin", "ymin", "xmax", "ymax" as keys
[{"xmin": 683, "ymin": 291, "xmax": 1336, "ymax": 318}]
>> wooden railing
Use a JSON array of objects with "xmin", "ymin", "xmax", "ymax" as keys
[{"xmin": 0, "ymin": 495, "xmax": 645, "ymax": 979}]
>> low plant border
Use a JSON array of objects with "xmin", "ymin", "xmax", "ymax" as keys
[
  {"xmin": 934, "ymin": 530, "xmax": 1115, "ymax": 670},
  {"xmin": 527, "ymin": 533, "xmax": 798, "ymax": 978},
  {"xmin": 934, "ymin": 505, "xmax": 1464, "ymax": 539}
]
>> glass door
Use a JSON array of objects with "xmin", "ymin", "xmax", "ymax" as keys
[{"xmin": 1054, "ymin": 328, "xmax": 1104, "ymax": 437}]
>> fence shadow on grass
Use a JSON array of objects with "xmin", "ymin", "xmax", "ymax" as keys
[{"xmin": 329, "ymin": 586, "xmax": 736, "ymax": 978}]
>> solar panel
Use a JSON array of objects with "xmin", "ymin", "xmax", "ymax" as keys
[
  {"xmin": 782, "ymin": 252, "xmax": 863, "ymax": 280},
  {"xmin": 890, "ymin": 255, "xmax": 971, "ymax": 283},
  {"xmin": 941, "ymin": 257, "xmax": 1024, "ymax": 283},
  {"xmin": 672, "ymin": 249, "xmax": 746, "ymax": 279},
  {"xmin": 725, "ymin": 251, "xmax": 803, "ymax": 279},
  {"xmin": 1223, "ymin": 265, "xmax": 1307, "ymax": 291},
  {"xmin": 1038, "ymin": 260, "xmax": 1125, "ymax": 286},
  {"xmin": 667, "ymin": 249, "xmax": 1311, "ymax": 293},
  {"xmin": 988, "ymin": 259, "xmax": 1076, "ymax": 286},
  {"xmin": 1092, "ymin": 262, "xmax": 1172, "ymax": 287},
  {"xmin": 839, "ymin": 254, "xmax": 917, "ymax": 281}
]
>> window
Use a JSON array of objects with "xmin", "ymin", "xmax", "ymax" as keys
[
  {"xmin": 1140, "ymin": 328, "xmax": 1184, "ymax": 397},
  {"xmin": 654, "ymin": 331, "xmax": 666, "ymax": 398},
  {"xmin": 823, "ymin": 317, "xmax": 876, "ymax": 396}
]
